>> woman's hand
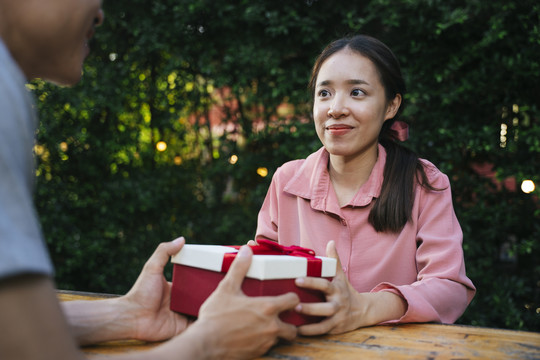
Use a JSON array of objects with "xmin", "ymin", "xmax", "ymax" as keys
[{"xmin": 294, "ymin": 241, "xmax": 407, "ymax": 335}]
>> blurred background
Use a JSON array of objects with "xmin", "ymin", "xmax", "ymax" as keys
[{"xmin": 32, "ymin": 0, "xmax": 539, "ymax": 331}]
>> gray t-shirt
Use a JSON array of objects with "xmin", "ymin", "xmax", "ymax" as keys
[{"xmin": 0, "ymin": 38, "xmax": 54, "ymax": 279}]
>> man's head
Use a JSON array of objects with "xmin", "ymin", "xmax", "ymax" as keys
[{"xmin": 0, "ymin": 0, "xmax": 104, "ymax": 85}]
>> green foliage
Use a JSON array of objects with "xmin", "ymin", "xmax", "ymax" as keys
[{"xmin": 34, "ymin": 0, "xmax": 539, "ymax": 330}]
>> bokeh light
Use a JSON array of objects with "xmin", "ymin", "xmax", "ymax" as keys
[
  {"xmin": 257, "ymin": 167, "xmax": 268, "ymax": 177},
  {"xmin": 229, "ymin": 154, "xmax": 238, "ymax": 164},
  {"xmin": 156, "ymin": 141, "xmax": 167, "ymax": 152},
  {"xmin": 521, "ymin": 180, "xmax": 535, "ymax": 194}
]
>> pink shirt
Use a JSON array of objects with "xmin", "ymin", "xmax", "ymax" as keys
[{"xmin": 256, "ymin": 144, "xmax": 476, "ymax": 324}]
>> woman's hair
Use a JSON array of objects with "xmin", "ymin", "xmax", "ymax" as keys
[{"xmin": 309, "ymin": 35, "xmax": 439, "ymax": 233}]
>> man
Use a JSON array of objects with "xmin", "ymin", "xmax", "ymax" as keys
[{"xmin": 0, "ymin": 1, "xmax": 299, "ymax": 359}]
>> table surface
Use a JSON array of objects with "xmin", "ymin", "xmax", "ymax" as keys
[{"xmin": 58, "ymin": 290, "xmax": 540, "ymax": 359}]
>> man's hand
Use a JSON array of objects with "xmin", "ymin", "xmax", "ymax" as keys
[
  {"xmin": 62, "ymin": 238, "xmax": 190, "ymax": 345},
  {"xmin": 122, "ymin": 237, "xmax": 191, "ymax": 341}
]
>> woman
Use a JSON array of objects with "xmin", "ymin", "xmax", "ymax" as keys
[{"xmin": 255, "ymin": 35, "xmax": 476, "ymax": 335}]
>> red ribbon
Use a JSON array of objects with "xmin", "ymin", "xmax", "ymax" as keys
[{"xmin": 221, "ymin": 239, "xmax": 322, "ymax": 277}]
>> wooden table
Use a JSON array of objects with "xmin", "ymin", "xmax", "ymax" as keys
[{"xmin": 58, "ymin": 290, "xmax": 540, "ymax": 359}]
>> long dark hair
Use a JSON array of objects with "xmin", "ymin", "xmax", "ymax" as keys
[{"xmin": 309, "ymin": 35, "xmax": 440, "ymax": 232}]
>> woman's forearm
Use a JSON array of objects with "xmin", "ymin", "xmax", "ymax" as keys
[{"xmin": 361, "ymin": 291, "xmax": 407, "ymax": 325}]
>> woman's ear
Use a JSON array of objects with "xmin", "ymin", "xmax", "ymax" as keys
[{"xmin": 384, "ymin": 94, "xmax": 402, "ymax": 121}]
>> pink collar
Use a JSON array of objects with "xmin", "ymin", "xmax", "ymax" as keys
[{"xmin": 284, "ymin": 144, "xmax": 387, "ymax": 212}]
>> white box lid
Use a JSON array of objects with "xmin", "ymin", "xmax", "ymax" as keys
[{"xmin": 171, "ymin": 244, "xmax": 336, "ymax": 280}]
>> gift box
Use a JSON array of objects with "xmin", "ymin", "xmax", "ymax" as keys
[{"xmin": 170, "ymin": 240, "xmax": 337, "ymax": 326}]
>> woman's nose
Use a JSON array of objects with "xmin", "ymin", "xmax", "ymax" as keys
[{"xmin": 327, "ymin": 98, "xmax": 349, "ymax": 118}]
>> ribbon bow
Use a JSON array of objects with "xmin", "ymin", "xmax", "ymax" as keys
[
  {"xmin": 249, "ymin": 239, "xmax": 316, "ymax": 257},
  {"xmin": 222, "ymin": 239, "xmax": 322, "ymax": 276}
]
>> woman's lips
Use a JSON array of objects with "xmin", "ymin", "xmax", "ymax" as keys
[{"xmin": 326, "ymin": 125, "xmax": 354, "ymax": 135}]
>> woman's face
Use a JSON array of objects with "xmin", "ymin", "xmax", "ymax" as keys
[{"xmin": 313, "ymin": 48, "xmax": 400, "ymax": 161}]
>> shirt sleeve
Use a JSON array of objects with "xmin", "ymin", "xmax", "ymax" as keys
[
  {"xmin": 371, "ymin": 167, "xmax": 476, "ymax": 324},
  {"xmin": 0, "ymin": 46, "xmax": 54, "ymax": 280},
  {"xmin": 255, "ymin": 169, "xmax": 281, "ymax": 242}
]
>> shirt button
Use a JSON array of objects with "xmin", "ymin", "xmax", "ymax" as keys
[
  {"xmin": 341, "ymin": 219, "xmax": 347, "ymax": 226},
  {"xmin": 342, "ymin": 267, "xmax": 347, "ymax": 272}
]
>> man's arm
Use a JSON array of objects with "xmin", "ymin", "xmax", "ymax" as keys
[
  {"xmin": 63, "ymin": 240, "xmax": 300, "ymax": 359},
  {"xmin": 0, "ymin": 274, "xmax": 84, "ymax": 360},
  {"xmin": 1, "ymin": 240, "xmax": 299, "ymax": 360}
]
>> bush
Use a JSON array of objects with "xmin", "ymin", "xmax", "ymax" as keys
[{"xmin": 35, "ymin": 0, "xmax": 539, "ymax": 330}]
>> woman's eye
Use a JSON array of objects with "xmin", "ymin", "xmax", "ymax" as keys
[
  {"xmin": 351, "ymin": 89, "xmax": 365, "ymax": 96},
  {"xmin": 318, "ymin": 89, "xmax": 331, "ymax": 97}
]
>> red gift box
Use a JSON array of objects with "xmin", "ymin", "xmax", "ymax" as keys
[{"xmin": 170, "ymin": 240, "xmax": 337, "ymax": 326}]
